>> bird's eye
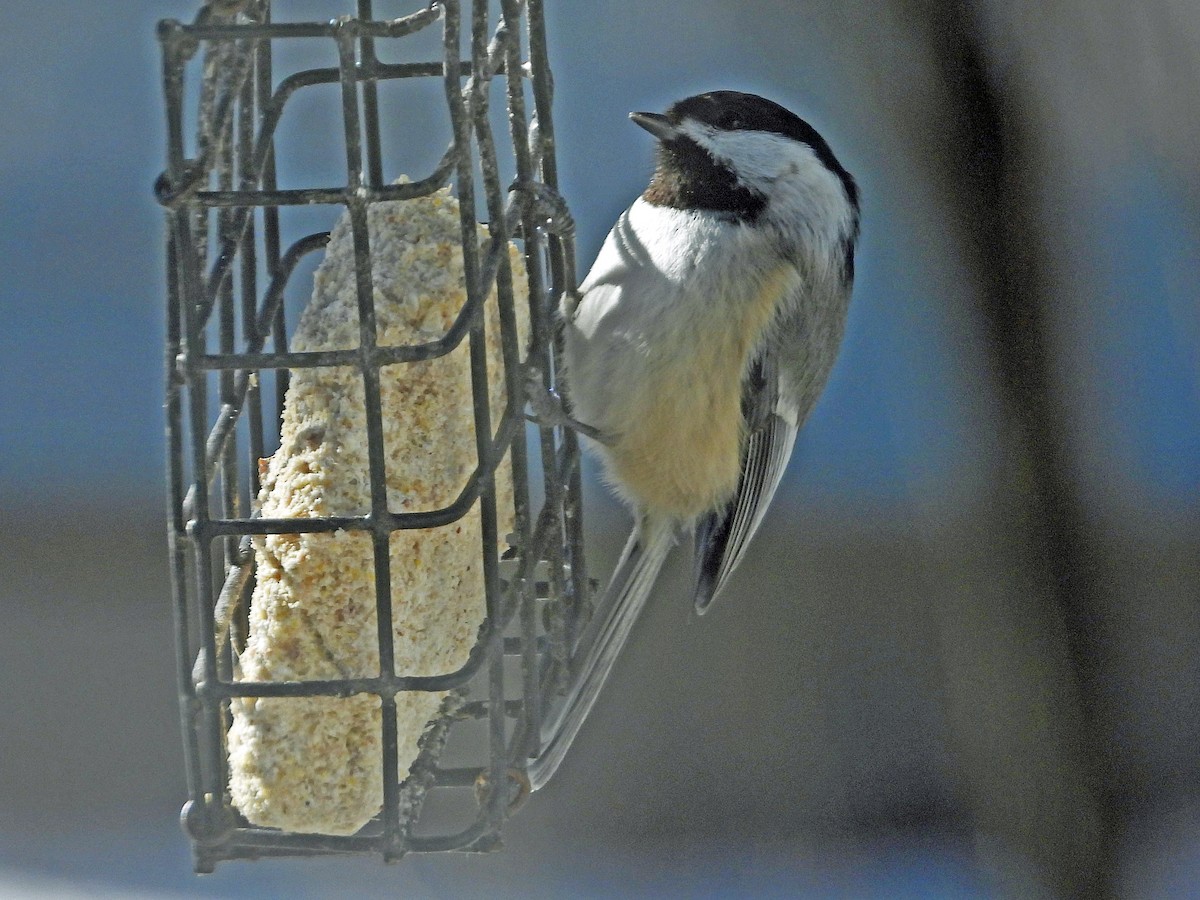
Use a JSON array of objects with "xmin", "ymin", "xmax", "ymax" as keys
[{"xmin": 726, "ymin": 117, "xmax": 743, "ymax": 129}]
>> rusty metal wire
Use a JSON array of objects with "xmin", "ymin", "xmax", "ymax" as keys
[{"xmin": 157, "ymin": 0, "xmax": 588, "ymax": 871}]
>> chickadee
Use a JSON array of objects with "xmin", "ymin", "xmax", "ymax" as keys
[{"xmin": 530, "ymin": 90, "xmax": 859, "ymax": 788}]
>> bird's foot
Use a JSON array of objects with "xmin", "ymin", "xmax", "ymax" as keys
[
  {"xmin": 507, "ymin": 180, "xmax": 575, "ymax": 239},
  {"xmin": 524, "ymin": 366, "xmax": 604, "ymax": 442}
]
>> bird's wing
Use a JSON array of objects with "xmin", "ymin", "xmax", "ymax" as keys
[
  {"xmin": 692, "ymin": 347, "xmax": 799, "ymax": 614},
  {"xmin": 693, "ymin": 253, "xmax": 855, "ymax": 615}
]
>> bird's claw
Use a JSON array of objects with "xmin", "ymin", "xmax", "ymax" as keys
[
  {"xmin": 524, "ymin": 366, "xmax": 603, "ymax": 442},
  {"xmin": 507, "ymin": 180, "xmax": 575, "ymax": 239}
]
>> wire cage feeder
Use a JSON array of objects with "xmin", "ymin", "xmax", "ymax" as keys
[{"xmin": 157, "ymin": 0, "xmax": 590, "ymax": 871}]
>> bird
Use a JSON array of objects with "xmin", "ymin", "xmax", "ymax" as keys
[{"xmin": 528, "ymin": 90, "xmax": 859, "ymax": 788}]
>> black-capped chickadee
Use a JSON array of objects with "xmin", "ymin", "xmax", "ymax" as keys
[{"xmin": 530, "ymin": 90, "xmax": 859, "ymax": 788}]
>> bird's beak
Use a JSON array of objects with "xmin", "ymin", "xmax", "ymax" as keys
[{"xmin": 629, "ymin": 111, "xmax": 677, "ymax": 141}]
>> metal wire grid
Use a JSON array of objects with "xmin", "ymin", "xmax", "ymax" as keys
[{"xmin": 157, "ymin": 0, "xmax": 588, "ymax": 871}]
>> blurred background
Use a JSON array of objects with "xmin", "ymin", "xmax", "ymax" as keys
[{"xmin": 1, "ymin": 0, "xmax": 1198, "ymax": 897}]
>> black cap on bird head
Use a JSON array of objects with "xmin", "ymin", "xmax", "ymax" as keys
[{"xmin": 631, "ymin": 90, "xmax": 858, "ymax": 221}]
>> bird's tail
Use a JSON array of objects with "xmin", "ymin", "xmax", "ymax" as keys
[{"xmin": 528, "ymin": 515, "xmax": 674, "ymax": 790}]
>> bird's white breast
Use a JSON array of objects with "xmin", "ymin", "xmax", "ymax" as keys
[{"xmin": 564, "ymin": 200, "xmax": 796, "ymax": 520}]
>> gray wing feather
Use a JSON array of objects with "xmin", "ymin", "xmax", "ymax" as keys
[{"xmin": 692, "ymin": 391, "xmax": 798, "ymax": 614}]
